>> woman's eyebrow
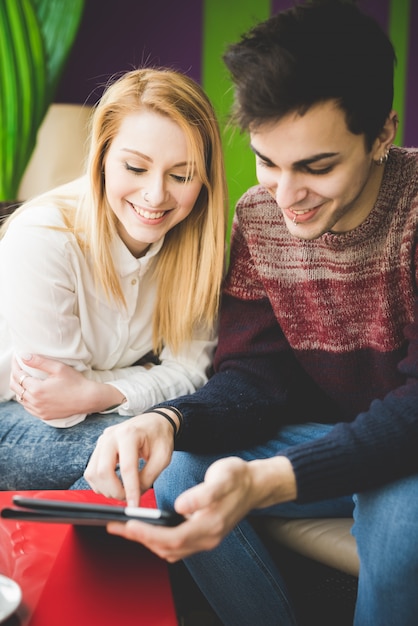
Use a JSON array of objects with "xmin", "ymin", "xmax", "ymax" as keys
[
  {"xmin": 120, "ymin": 148, "xmax": 190, "ymax": 168},
  {"xmin": 121, "ymin": 148, "xmax": 152, "ymax": 162}
]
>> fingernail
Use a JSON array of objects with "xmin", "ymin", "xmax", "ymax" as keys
[{"xmin": 20, "ymin": 353, "xmax": 33, "ymax": 361}]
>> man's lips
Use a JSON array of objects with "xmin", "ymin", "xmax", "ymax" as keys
[{"xmin": 284, "ymin": 204, "xmax": 323, "ymax": 224}]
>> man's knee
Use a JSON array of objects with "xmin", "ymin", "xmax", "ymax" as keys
[
  {"xmin": 354, "ymin": 474, "xmax": 418, "ymax": 579},
  {"xmin": 154, "ymin": 451, "xmax": 212, "ymax": 509}
]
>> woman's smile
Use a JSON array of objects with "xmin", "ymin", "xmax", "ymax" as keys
[
  {"xmin": 104, "ymin": 109, "xmax": 203, "ymax": 257},
  {"xmin": 128, "ymin": 201, "xmax": 167, "ymax": 222}
]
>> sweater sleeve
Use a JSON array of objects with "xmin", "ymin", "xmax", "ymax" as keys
[
  {"xmin": 284, "ymin": 294, "xmax": 418, "ymax": 503},
  {"xmin": 154, "ymin": 217, "xmax": 336, "ymax": 451},
  {"xmin": 153, "ymin": 219, "xmax": 292, "ymax": 450},
  {"xmin": 155, "ymin": 205, "xmax": 418, "ymax": 501}
]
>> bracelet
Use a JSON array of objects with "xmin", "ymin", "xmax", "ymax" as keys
[
  {"xmin": 151, "ymin": 409, "xmax": 178, "ymax": 438},
  {"xmin": 164, "ymin": 405, "xmax": 184, "ymax": 436}
]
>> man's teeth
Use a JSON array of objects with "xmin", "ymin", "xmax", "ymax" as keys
[{"xmin": 292, "ymin": 208, "xmax": 314, "ymax": 215}]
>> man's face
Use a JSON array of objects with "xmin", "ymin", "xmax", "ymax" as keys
[{"xmin": 250, "ymin": 100, "xmax": 384, "ymax": 240}]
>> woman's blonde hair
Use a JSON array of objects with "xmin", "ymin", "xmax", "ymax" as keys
[{"xmin": 2, "ymin": 68, "xmax": 228, "ymax": 353}]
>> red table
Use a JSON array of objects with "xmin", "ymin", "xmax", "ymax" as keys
[{"xmin": 0, "ymin": 490, "xmax": 178, "ymax": 625}]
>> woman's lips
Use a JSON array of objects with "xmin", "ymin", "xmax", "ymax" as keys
[{"xmin": 129, "ymin": 202, "xmax": 167, "ymax": 222}]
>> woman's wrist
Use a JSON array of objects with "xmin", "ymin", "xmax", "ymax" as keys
[{"xmin": 91, "ymin": 383, "xmax": 126, "ymax": 413}]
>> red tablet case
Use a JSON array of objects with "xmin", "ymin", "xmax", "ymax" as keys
[{"xmin": 0, "ymin": 490, "xmax": 177, "ymax": 625}]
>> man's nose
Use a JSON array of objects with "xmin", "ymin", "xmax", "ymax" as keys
[{"xmin": 274, "ymin": 172, "xmax": 308, "ymax": 210}]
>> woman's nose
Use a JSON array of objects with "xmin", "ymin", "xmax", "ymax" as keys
[{"xmin": 142, "ymin": 178, "xmax": 169, "ymax": 206}]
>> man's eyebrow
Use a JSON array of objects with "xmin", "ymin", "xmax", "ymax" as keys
[
  {"xmin": 250, "ymin": 145, "xmax": 338, "ymax": 167},
  {"xmin": 295, "ymin": 152, "xmax": 339, "ymax": 167},
  {"xmin": 250, "ymin": 144, "xmax": 273, "ymax": 164}
]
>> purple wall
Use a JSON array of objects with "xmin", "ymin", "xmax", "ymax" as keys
[
  {"xmin": 55, "ymin": 0, "xmax": 203, "ymax": 105},
  {"xmin": 56, "ymin": 0, "xmax": 417, "ymax": 146}
]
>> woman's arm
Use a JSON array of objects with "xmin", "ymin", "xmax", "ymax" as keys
[
  {"xmin": 1, "ymin": 208, "xmax": 216, "ymax": 424},
  {"xmin": 10, "ymin": 331, "xmax": 215, "ymax": 421},
  {"xmin": 10, "ymin": 355, "xmax": 126, "ymax": 420}
]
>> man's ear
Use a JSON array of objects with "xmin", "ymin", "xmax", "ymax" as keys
[{"xmin": 372, "ymin": 110, "xmax": 398, "ymax": 163}]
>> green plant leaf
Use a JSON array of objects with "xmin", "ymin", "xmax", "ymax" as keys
[
  {"xmin": 0, "ymin": 0, "xmax": 47, "ymax": 199},
  {"xmin": 0, "ymin": 0, "xmax": 85, "ymax": 200},
  {"xmin": 32, "ymin": 0, "xmax": 85, "ymax": 101}
]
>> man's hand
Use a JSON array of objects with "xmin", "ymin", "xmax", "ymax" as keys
[
  {"xmin": 84, "ymin": 411, "xmax": 177, "ymax": 504},
  {"xmin": 106, "ymin": 455, "xmax": 297, "ymax": 562}
]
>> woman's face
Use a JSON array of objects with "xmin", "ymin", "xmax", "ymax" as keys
[
  {"xmin": 251, "ymin": 100, "xmax": 387, "ymax": 240},
  {"xmin": 104, "ymin": 109, "xmax": 203, "ymax": 257}
]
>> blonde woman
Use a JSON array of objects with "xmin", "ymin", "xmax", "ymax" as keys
[{"xmin": 0, "ymin": 68, "xmax": 227, "ymax": 489}]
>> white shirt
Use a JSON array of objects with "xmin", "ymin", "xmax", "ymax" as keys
[{"xmin": 0, "ymin": 184, "xmax": 216, "ymax": 426}]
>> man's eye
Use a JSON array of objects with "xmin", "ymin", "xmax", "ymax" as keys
[
  {"xmin": 305, "ymin": 165, "xmax": 334, "ymax": 175},
  {"xmin": 257, "ymin": 158, "xmax": 275, "ymax": 168}
]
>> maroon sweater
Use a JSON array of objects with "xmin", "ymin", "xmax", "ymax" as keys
[{"xmin": 158, "ymin": 146, "xmax": 418, "ymax": 503}]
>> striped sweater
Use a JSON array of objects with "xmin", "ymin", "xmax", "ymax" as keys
[{"xmin": 158, "ymin": 146, "xmax": 418, "ymax": 503}]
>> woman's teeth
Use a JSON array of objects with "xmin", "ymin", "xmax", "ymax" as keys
[
  {"xmin": 131, "ymin": 203, "xmax": 165, "ymax": 219},
  {"xmin": 139, "ymin": 209, "xmax": 165, "ymax": 219}
]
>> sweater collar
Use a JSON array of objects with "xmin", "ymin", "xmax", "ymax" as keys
[{"xmin": 320, "ymin": 146, "xmax": 409, "ymax": 249}]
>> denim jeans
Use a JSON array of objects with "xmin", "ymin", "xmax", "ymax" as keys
[
  {"xmin": 155, "ymin": 423, "xmax": 418, "ymax": 626},
  {"xmin": 0, "ymin": 401, "xmax": 127, "ymax": 490}
]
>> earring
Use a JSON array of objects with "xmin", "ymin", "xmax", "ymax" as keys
[{"xmin": 376, "ymin": 150, "xmax": 389, "ymax": 166}]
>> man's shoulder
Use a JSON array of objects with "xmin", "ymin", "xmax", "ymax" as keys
[
  {"xmin": 235, "ymin": 184, "xmax": 279, "ymax": 222},
  {"xmin": 237, "ymin": 184, "xmax": 273, "ymax": 207}
]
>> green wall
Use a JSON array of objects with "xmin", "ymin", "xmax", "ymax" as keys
[
  {"xmin": 202, "ymin": 0, "xmax": 272, "ymax": 238},
  {"xmin": 201, "ymin": 0, "xmax": 416, "ymax": 238}
]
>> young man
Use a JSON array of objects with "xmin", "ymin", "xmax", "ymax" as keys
[{"xmin": 85, "ymin": 2, "xmax": 418, "ymax": 624}]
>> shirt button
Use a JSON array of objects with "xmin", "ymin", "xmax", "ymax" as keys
[{"xmin": 131, "ymin": 279, "xmax": 137, "ymax": 286}]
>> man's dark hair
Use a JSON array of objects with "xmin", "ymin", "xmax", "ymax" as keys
[{"xmin": 223, "ymin": 0, "xmax": 396, "ymax": 149}]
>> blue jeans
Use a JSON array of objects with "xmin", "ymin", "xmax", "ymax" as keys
[
  {"xmin": 0, "ymin": 401, "xmax": 127, "ymax": 490},
  {"xmin": 155, "ymin": 423, "xmax": 418, "ymax": 626}
]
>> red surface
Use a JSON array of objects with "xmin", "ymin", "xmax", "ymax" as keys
[{"xmin": 0, "ymin": 490, "xmax": 177, "ymax": 625}]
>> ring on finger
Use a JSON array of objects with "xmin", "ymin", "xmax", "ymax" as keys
[
  {"xmin": 19, "ymin": 373, "xmax": 28, "ymax": 387},
  {"xmin": 19, "ymin": 389, "xmax": 26, "ymax": 402}
]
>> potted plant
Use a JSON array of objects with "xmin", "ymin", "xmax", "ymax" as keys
[{"xmin": 0, "ymin": 0, "xmax": 85, "ymax": 210}]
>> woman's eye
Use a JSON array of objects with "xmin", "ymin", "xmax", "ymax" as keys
[
  {"xmin": 171, "ymin": 174, "xmax": 193, "ymax": 183},
  {"xmin": 125, "ymin": 162, "xmax": 145, "ymax": 174}
]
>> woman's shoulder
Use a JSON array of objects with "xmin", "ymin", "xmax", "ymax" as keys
[{"xmin": 7, "ymin": 177, "xmax": 87, "ymax": 230}]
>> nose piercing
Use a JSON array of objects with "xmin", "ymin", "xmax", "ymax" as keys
[{"xmin": 144, "ymin": 192, "xmax": 150, "ymax": 202}]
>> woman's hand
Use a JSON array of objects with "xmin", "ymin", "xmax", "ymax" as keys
[
  {"xmin": 10, "ymin": 354, "xmax": 125, "ymax": 420},
  {"xmin": 106, "ymin": 455, "xmax": 297, "ymax": 562},
  {"xmin": 84, "ymin": 411, "xmax": 178, "ymax": 504}
]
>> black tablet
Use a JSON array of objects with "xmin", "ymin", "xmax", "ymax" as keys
[{"xmin": 0, "ymin": 495, "xmax": 184, "ymax": 527}]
